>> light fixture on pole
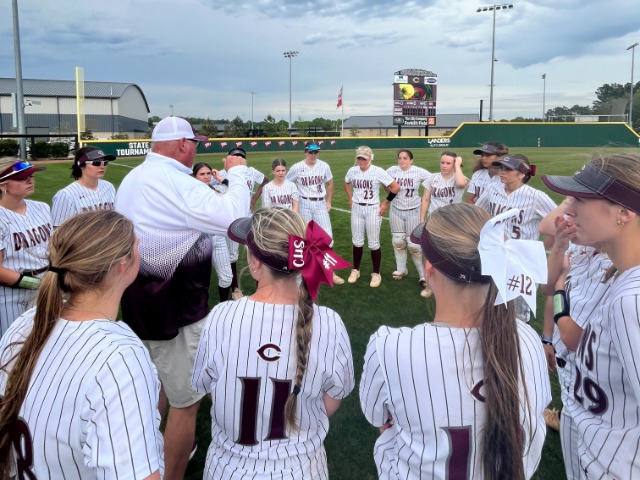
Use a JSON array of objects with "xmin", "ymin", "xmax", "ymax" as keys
[
  {"xmin": 542, "ymin": 73, "xmax": 547, "ymax": 122},
  {"xmin": 283, "ymin": 51, "xmax": 299, "ymax": 130},
  {"xmin": 476, "ymin": 3, "xmax": 513, "ymax": 122},
  {"xmin": 627, "ymin": 42, "xmax": 638, "ymax": 130},
  {"xmin": 170, "ymin": 104, "xmax": 174, "ymax": 116},
  {"xmin": 249, "ymin": 91, "xmax": 257, "ymax": 131}
]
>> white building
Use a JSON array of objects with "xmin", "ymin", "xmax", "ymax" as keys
[{"xmin": 0, "ymin": 78, "xmax": 150, "ymax": 139}]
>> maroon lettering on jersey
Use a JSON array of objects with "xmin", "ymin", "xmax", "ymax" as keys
[
  {"xmin": 574, "ymin": 323, "xmax": 609, "ymax": 415},
  {"xmin": 257, "ymin": 343, "xmax": 283, "ymax": 362},
  {"xmin": 432, "ymin": 186, "xmax": 455, "ymax": 198},
  {"xmin": 300, "ymin": 176, "xmax": 324, "ymax": 187},
  {"xmin": 352, "ymin": 179, "xmax": 374, "ymax": 189},
  {"xmin": 396, "ymin": 178, "xmax": 414, "ymax": 187}
]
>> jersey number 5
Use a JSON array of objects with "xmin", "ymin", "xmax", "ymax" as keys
[{"xmin": 236, "ymin": 377, "xmax": 292, "ymax": 446}]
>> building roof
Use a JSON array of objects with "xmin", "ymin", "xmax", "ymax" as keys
[
  {"xmin": 0, "ymin": 78, "xmax": 150, "ymax": 112},
  {"xmin": 342, "ymin": 114, "xmax": 480, "ymax": 129}
]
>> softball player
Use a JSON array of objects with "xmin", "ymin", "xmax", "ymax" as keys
[
  {"xmin": 217, "ymin": 147, "xmax": 268, "ymax": 299},
  {"xmin": 466, "ymin": 142, "xmax": 508, "ymax": 203},
  {"xmin": 0, "ymin": 210, "xmax": 163, "ymax": 479},
  {"xmin": 420, "ymin": 151, "xmax": 468, "ymax": 220},
  {"xmin": 193, "ymin": 162, "xmax": 234, "ymax": 302},
  {"xmin": 344, "ymin": 146, "xmax": 399, "ymax": 288},
  {"xmin": 0, "ymin": 158, "xmax": 51, "ymax": 336},
  {"xmin": 360, "ymin": 203, "xmax": 550, "ymax": 480},
  {"xmin": 192, "ymin": 208, "xmax": 354, "ymax": 479},
  {"xmin": 287, "ymin": 143, "xmax": 344, "ymax": 285},
  {"xmin": 51, "ymin": 146, "xmax": 116, "ymax": 228},
  {"xmin": 261, "ymin": 158, "xmax": 299, "ymax": 211},
  {"xmin": 544, "ymin": 229, "xmax": 613, "ymax": 478},
  {"xmin": 476, "ymin": 154, "xmax": 556, "ymax": 323},
  {"xmin": 542, "ymin": 153, "xmax": 640, "ymax": 479},
  {"xmin": 476, "ymin": 155, "xmax": 556, "ymax": 241},
  {"xmin": 386, "ymin": 149, "xmax": 432, "ymax": 293}
]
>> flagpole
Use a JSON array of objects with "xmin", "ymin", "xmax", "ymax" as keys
[{"xmin": 341, "ymin": 85, "xmax": 344, "ymax": 137}]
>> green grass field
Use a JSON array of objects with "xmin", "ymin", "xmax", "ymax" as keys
[{"xmin": 29, "ymin": 146, "xmax": 638, "ymax": 479}]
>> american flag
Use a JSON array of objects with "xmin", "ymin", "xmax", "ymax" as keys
[{"xmin": 336, "ymin": 86, "xmax": 343, "ymax": 109}]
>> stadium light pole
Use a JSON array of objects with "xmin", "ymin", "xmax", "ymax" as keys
[
  {"xmin": 249, "ymin": 91, "xmax": 257, "ymax": 131},
  {"xmin": 542, "ymin": 73, "xmax": 547, "ymax": 121},
  {"xmin": 477, "ymin": 4, "xmax": 513, "ymax": 122},
  {"xmin": 627, "ymin": 42, "xmax": 638, "ymax": 130},
  {"xmin": 169, "ymin": 104, "xmax": 174, "ymax": 116},
  {"xmin": 283, "ymin": 51, "xmax": 299, "ymax": 130},
  {"xmin": 12, "ymin": 0, "xmax": 27, "ymax": 159}
]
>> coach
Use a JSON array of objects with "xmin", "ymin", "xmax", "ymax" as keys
[{"xmin": 116, "ymin": 116, "xmax": 249, "ymax": 479}]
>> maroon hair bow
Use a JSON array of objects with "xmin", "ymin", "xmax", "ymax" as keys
[{"xmin": 288, "ymin": 221, "xmax": 351, "ymax": 300}]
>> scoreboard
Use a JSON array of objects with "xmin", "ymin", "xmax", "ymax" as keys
[{"xmin": 393, "ymin": 69, "xmax": 438, "ymax": 127}]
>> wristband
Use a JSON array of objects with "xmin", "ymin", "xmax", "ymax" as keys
[
  {"xmin": 12, "ymin": 274, "xmax": 41, "ymax": 290},
  {"xmin": 553, "ymin": 289, "xmax": 570, "ymax": 323},
  {"xmin": 386, "ymin": 192, "xmax": 397, "ymax": 202},
  {"xmin": 222, "ymin": 179, "xmax": 229, "ymax": 186},
  {"xmin": 540, "ymin": 335, "xmax": 553, "ymax": 346}
]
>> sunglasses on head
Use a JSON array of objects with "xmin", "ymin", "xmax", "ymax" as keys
[
  {"xmin": 307, "ymin": 150, "xmax": 320, "ymax": 155},
  {"xmin": 0, "ymin": 161, "xmax": 34, "ymax": 180}
]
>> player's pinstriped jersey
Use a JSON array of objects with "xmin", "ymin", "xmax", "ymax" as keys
[
  {"xmin": 218, "ymin": 167, "xmax": 265, "ymax": 193},
  {"xmin": 475, "ymin": 184, "xmax": 556, "ymax": 240},
  {"xmin": 192, "ymin": 297, "xmax": 354, "ymax": 480},
  {"xmin": 386, "ymin": 165, "xmax": 432, "ymax": 210},
  {"xmin": 360, "ymin": 322, "xmax": 550, "ymax": 480},
  {"xmin": 0, "ymin": 309, "xmax": 164, "ymax": 479},
  {"xmin": 553, "ymin": 245, "xmax": 613, "ymax": 402},
  {"xmin": 567, "ymin": 266, "xmax": 640, "ymax": 478},
  {"xmin": 422, "ymin": 173, "xmax": 467, "ymax": 215},
  {"xmin": 286, "ymin": 160, "xmax": 333, "ymax": 198},
  {"xmin": 51, "ymin": 180, "xmax": 116, "ymax": 227},
  {"xmin": 345, "ymin": 165, "xmax": 395, "ymax": 204},
  {"xmin": 261, "ymin": 180, "xmax": 299, "ymax": 210},
  {"xmin": 0, "ymin": 200, "xmax": 52, "ymax": 273},
  {"xmin": 467, "ymin": 169, "xmax": 500, "ymax": 199}
]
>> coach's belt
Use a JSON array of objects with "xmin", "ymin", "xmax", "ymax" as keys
[
  {"xmin": 356, "ymin": 202, "xmax": 377, "ymax": 206},
  {"xmin": 301, "ymin": 196, "xmax": 324, "ymax": 201},
  {"xmin": 22, "ymin": 266, "xmax": 48, "ymax": 276}
]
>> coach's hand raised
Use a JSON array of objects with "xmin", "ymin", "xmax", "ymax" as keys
[{"xmin": 224, "ymin": 154, "xmax": 247, "ymax": 171}]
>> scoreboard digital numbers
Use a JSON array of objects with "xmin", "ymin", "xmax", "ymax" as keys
[{"xmin": 393, "ymin": 69, "xmax": 437, "ymax": 127}]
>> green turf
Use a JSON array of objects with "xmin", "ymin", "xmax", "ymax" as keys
[{"xmin": 29, "ymin": 146, "xmax": 638, "ymax": 479}]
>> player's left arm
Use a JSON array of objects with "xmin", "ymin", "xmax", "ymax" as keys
[
  {"xmin": 454, "ymin": 156, "xmax": 469, "ymax": 188},
  {"xmin": 379, "ymin": 179, "xmax": 399, "ymax": 216},
  {"xmin": 250, "ymin": 177, "xmax": 269, "ymax": 211},
  {"xmin": 419, "ymin": 189, "xmax": 431, "ymax": 222},
  {"xmin": 325, "ymin": 178, "xmax": 334, "ymax": 211}
]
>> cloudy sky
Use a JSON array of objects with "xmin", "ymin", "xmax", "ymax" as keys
[{"xmin": 1, "ymin": 0, "xmax": 638, "ymax": 123}]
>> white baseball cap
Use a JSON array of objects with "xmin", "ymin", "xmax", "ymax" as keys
[{"xmin": 151, "ymin": 116, "xmax": 208, "ymax": 142}]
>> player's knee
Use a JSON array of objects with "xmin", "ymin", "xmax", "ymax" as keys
[
  {"xmin": 408, "ymin": 241, "xmax": 421, "ymax": 255},
  {"xmin": 368, "ymin": 241, "xmax": 381, "ymax": 250},
  {"xmin": 392, "ymin": 234, "xmax": 407, "ymax": 249}
]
